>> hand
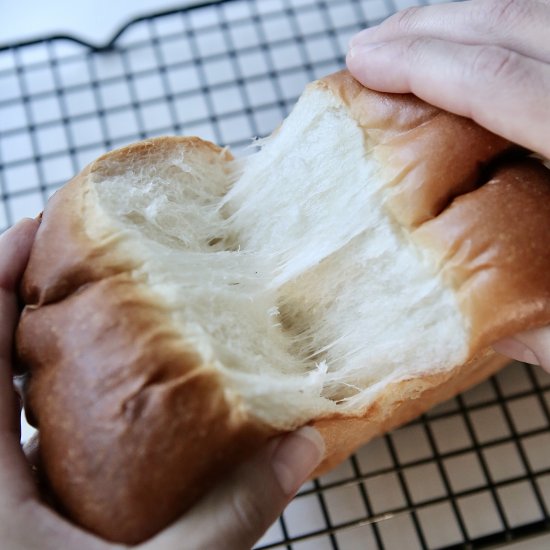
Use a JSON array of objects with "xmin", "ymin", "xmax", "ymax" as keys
[
  {"xmin": 346, "ymin": 0, "xmax": 550, "ymax": 371},
  {"xmin": 346, "ymin": 0, "xmax": 550, "ymax": 159},
  {"xmin": 0, "ymin": 219, "xmax": 325, "ymax": 550}
]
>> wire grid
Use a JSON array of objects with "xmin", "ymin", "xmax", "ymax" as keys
[{"xmin": 2, "ymin": 0, "xmax": 550, "ymax": 548}]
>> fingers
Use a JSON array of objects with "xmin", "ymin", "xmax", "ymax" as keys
[
  {"xmin": 141, "ymin": 427, "xmax": 325, "ymax": 550},
  {"xmin": 493, "ymin": 326, "xmax": 550, "ymax": 372},
  {"xmin": 350, "ymin": 0, "xmax": 550, "ymax": 62},
  {"xmin": 0, "ymin": 500, "xmax": 123, "ymax": 550},
  {"xmin": 0, "ymin": 218, "xmax": 39, "ymax": 297},
  {"xmin": 0, "ymin": 219, "xmax": 118, "ymax": 549},
  {"xmin": 346, "ymin": 37, "xmax": 550, "ymax": 158},
  {"xmin": 0, "ymin": 219, "xmax": 39, "ymax": 431},
  {"xmin": 0, "ymin": 219, "xmax": 39, "ymax": 503},
  {"xmin": 347, "ymin": 0, "xmax": 550, "ymax": 157}
]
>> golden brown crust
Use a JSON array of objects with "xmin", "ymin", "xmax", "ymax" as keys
[
  {"xmin": 18, "ymin": 275, "xmax": 273, "ymax": 543},
  {"xmin": 318, "ymin": 71, "xmax": 515, "ymax": 228},
  {"xmin": 312, "ymin": 352, "xmax": 508, "ymax": 476},
  {"xmin": 319, "ymin": 70, "xmax": 550, "ymax": 356},
  {"xmin": 16, "ymin": 82, "xmax": 550, "ymax": 545},
  {"xmin": 17, "ymin": 137, "xmax": 273, "ymax": 544},
  {"xmin": 21, "ymin": 166, "xmax": 136, "ymax": 306},
  {"xmin": 414, "ymin": 158, "xmax": 550, "ymax": 352},
  {"xmin": 91, "ymin": 135, "xmax": 230, "ymax": 179},
  {"xmin": 22, "ymin": 136, "xmax": 232, "ymax": 307}
]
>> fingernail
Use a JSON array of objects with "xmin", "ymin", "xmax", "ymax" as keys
[
  {"xmin": 271, "ymin": 427, "xmax": 325, "ymax": 495},
  {"xmin": 347, "ymin": 42, "xmax": 386, "ymax": 60},
  {"xmin": 522, "ymin": 348, "xmax": 539, "ymax": 365},
  {"xmin": 493, "ymin": 338, "xmax": 541, "ymax": 366},
  {"xmin": 349, "ymin": 26, "xmax": 378, "ymax": 48}
]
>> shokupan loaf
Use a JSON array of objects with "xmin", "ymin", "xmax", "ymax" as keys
[{"xmin": 16, "ymin": 70, "xmax": 550, "ymax": 544}]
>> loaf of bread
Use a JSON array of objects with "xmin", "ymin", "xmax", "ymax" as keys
[{"xmin": 16, "ymin": 70, "xmax": 550, "ymax": 543}]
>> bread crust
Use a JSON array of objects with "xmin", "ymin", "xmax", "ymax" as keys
[
  {"xmin": 317, "ymin": 71, "xmax": 515, "ymax": 228},
  {"xmin": 16, "ymin": 79, "xmax": 550, "ymax": 544},
  {"xmin": 18, "ymin": 137, "xmax": 274, "ymax": 544},
  {"xmin": 318, "ymin": 70, "xmax": 550, "ymax": 355},
  {"xmin": 414, "ymin": 159, "xmax": 550, "ymax": 352},
  {"xmin": 312, "ymin": 352, "xmax": 508, "ymax": 476},
  {"xmin": 18, "ymin": 275, "xmax": 274, "ymax": 543}
]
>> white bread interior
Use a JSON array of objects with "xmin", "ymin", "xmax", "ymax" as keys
[{"xmin": 91, "ymin": 85, "xmax": 469, "ymax": 429}]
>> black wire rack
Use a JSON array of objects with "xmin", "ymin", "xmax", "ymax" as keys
[{"xmin": 2, "ymin": 1, "xmax": 550, "ymax": 548}]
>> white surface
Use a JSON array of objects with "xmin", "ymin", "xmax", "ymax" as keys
[{"xmin": 1, "ymin": 0, "xmax": 199, "ymax": 46}]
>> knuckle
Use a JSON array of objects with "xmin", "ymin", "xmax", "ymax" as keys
[
  {"xmin": 391, "ymin": 6, "xmax": 423, "ymax": 33},
  {"xmin": 230, "ymin": 487, "xmax": 269, "ymax": 538},
  {"xmin": 405, "ymin": 35, "xmax": 431, "ymax": 61},
  {"xmin": 474, "ymin": 0, "xmax": 532, "ymax": 31},
  {"xmin": 470, "ymin": 45, "xmax": 519, "ymax": 81}
]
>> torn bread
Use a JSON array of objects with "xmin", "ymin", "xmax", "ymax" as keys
[{"xmin": 17, "ymin": 71, "xmax": 550, "ymax": 543}]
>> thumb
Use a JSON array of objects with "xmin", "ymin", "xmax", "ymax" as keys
[
  {"xmin": 141, "ymin": 427, "xmax": 325, "ymax": 550},
  {"xmin": 493, "ymin": 326, "xmax": 550, "ymax": 373}
]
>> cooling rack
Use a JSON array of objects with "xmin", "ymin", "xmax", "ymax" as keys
[{"xmin": 2, "ymin": 1, "xmax": 550, "ymax": 548}]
